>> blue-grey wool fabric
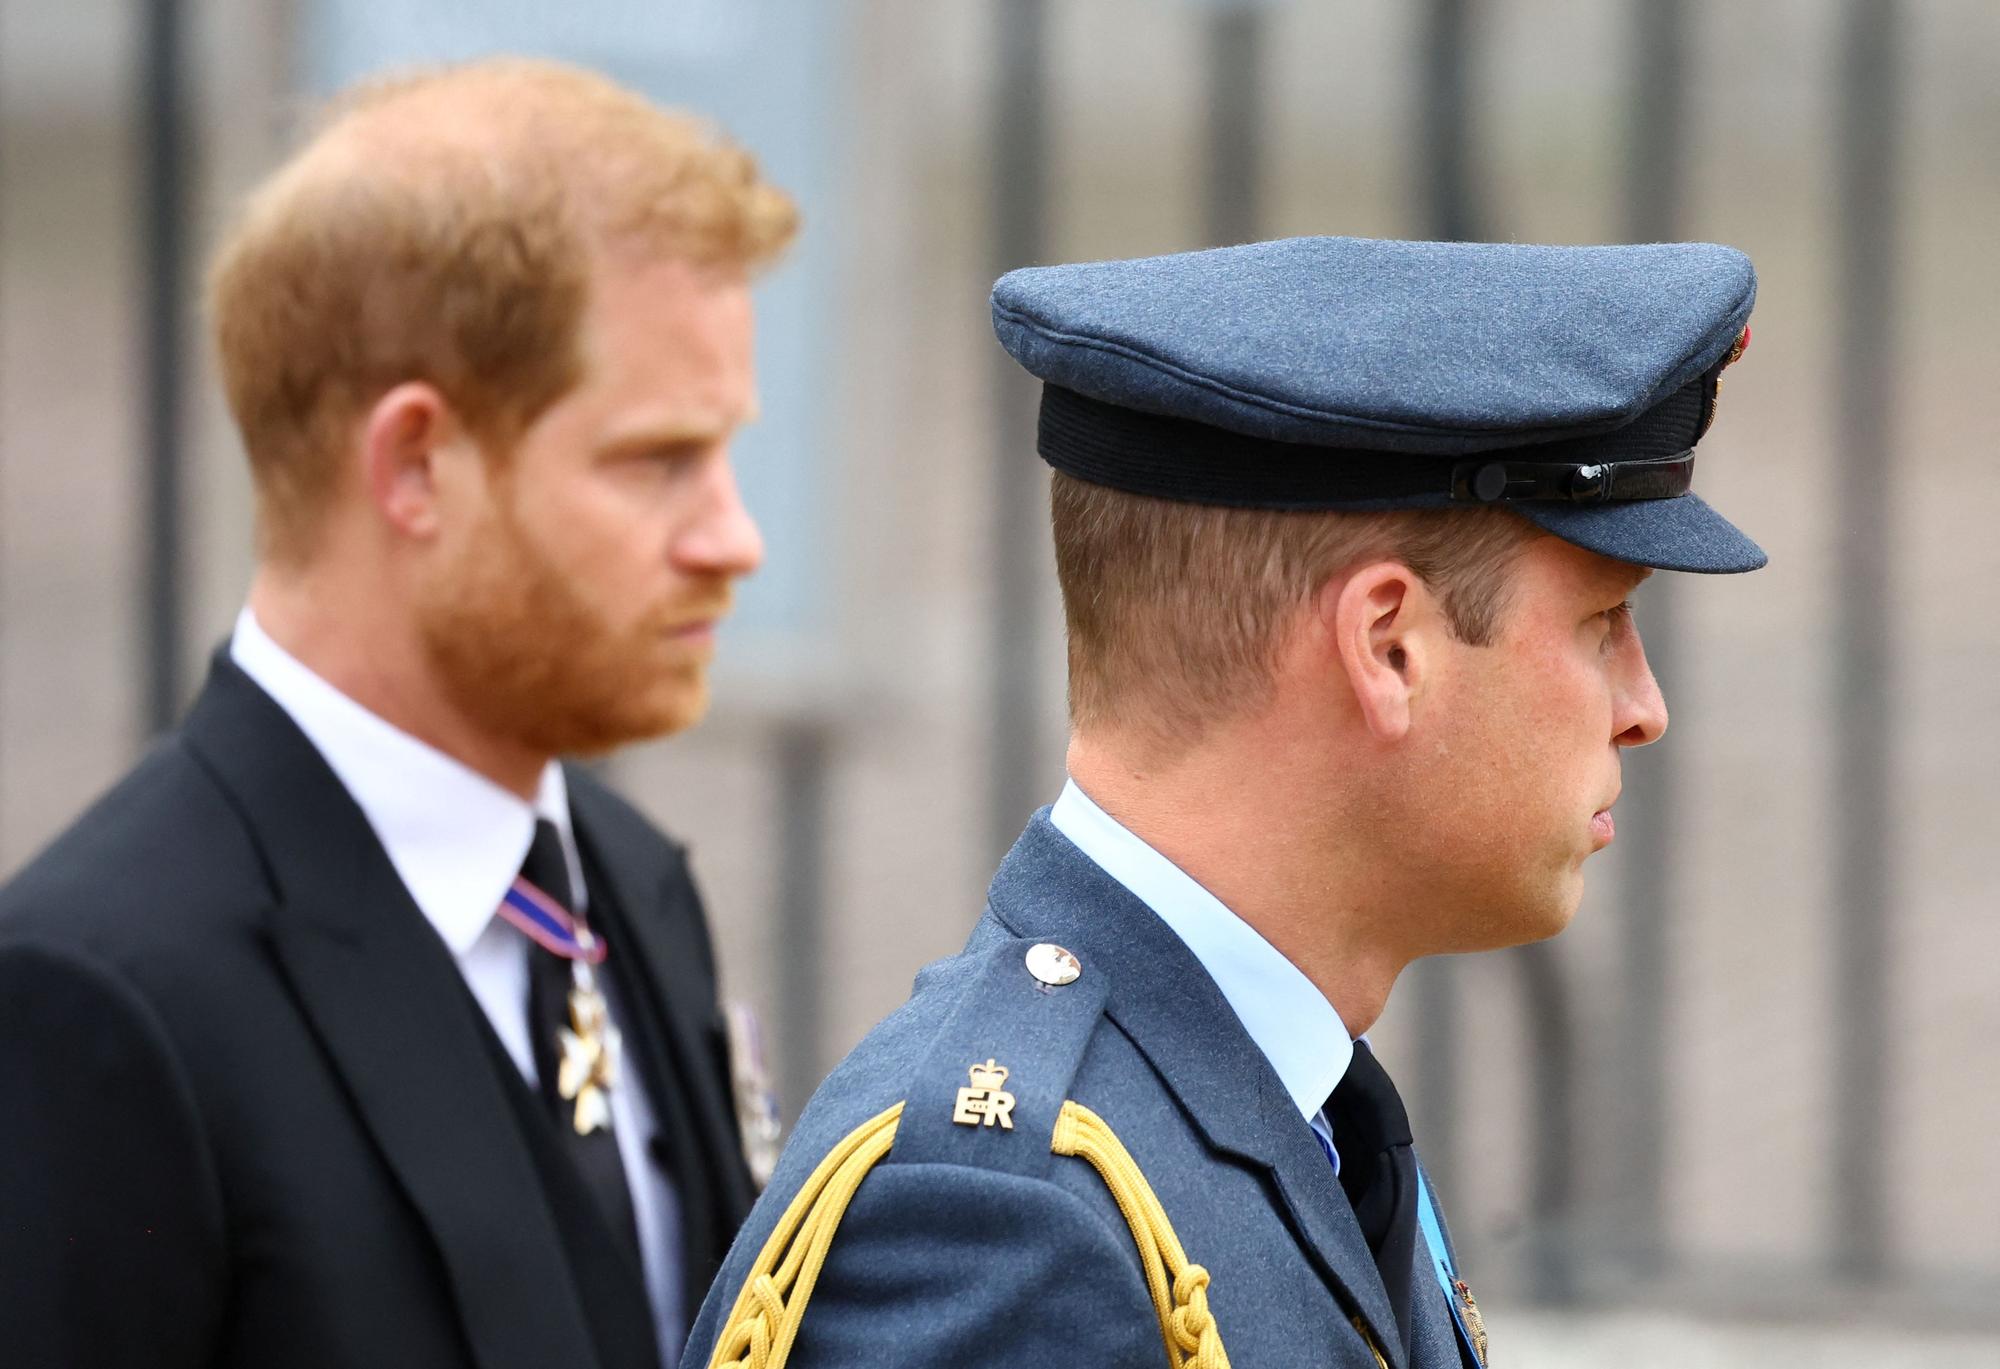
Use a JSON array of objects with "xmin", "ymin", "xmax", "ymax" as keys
[
  {"xmin": 683, "ymin": 815, "xmax": 1465, "ymax": 1369},
  {"xmin": 991, "ymin": 235, "xmax": 1768, "ymax": 573}
]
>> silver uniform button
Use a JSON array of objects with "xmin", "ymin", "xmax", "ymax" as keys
[{"xmin": 1025, "ymin": 942, "xmax": 1082, "ymax": 987}]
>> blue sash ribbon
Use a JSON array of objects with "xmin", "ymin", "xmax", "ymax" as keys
[
  {"xmin": 1317, "ymin": 1126, "xmax": 1479, "ymax": 1364},
  {"xmin": 1415, "ymin": 1164, "xmax": 1479, "ymax": 1363}
]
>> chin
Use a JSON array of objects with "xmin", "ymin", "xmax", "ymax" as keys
[
  {"xmin": 1463, "ymin": 881, "xmax": 1582, "ymax": 951},
  {"xmin": 514, "ymin": 672, "xmax": 712, "ymax": 759},
  {"xmin": 1524, "ymin": 903, "xmax": 1580, "ymax": 944},
  {"xmin": 619, "ymin": 675, "xmax": 713, "ymax": 744},
  {"xmin": 650, "ymin": 688, "xmax": 711, "ymax": 739},
  {"xmin": 1536, "ymin": 884, "xmax": 1587, "ymax": 940}
]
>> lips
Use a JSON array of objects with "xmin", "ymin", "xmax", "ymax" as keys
[{"xmin": 656, "ymin": 598, "xmax": 732, "ymax": 640}]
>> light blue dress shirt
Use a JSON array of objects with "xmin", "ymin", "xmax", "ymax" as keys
[{"xmin": 1049, "ymin": 779, "xmax": 1355, "ymax": 1169}]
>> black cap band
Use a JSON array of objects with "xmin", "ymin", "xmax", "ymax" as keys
[{"xmin": 1036, "ymin": 373, "xmax": 1712, "ymax": 511}]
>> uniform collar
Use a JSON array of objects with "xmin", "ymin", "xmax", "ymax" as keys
[
  {"xmin": 229, "ymin": 607, "xmax": 580, "ymax": 955},
  {"xmin": 1050, "ymin": 778, "xmax": 1353, "ymax": 1126}
]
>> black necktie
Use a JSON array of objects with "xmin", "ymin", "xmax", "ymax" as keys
[
  {"xmin": 1325, "ymin": 1040, "xmax": 1421, "ymax": 1361},
  {"xmin": 520, "ymin": 819, "xmax": 645, "ymax": 1268}
]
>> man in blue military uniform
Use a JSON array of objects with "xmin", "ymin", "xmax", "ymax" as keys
[{"xmin": 685, "ymin": 236, "xmax": 1765, "ymax": 1369}]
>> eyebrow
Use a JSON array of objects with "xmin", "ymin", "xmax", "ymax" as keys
[
  {"xmin": 598, "ymin": 402, "xmax": 761, "ymax": 453},
  {"xmin": 1612, "ymin": 564, "xmax": 1655, "ymax": 595}
]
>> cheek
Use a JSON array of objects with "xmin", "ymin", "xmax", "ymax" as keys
[
  {"xmin": 581, "ymin": 471, "xmax": 687, "ymax": 571},
  {"xmin": 517, "ymin": 484, "xmax": 662, "ymax": 603},
  {"xmin": 1438, "ymin": 654, "xmax": 1581, "ymax": 814}
]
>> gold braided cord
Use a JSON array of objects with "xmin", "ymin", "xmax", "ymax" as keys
[
  {"xmin": 706, "ymin": 1098, "xmax": 1235, "ymax": 1369},
  {"xmin": 709, "ymin": 1102, "xmax": 905, "ymax": 1369},
  {"xmin": 1351, "ymin": 1315, "xmax": 1389, "ymax": 1369},
  {"xmin": 1050, "ymin": 1102, "xmax": 1230, "ymax": 1369}
]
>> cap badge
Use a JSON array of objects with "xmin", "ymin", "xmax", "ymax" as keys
[
  {"xmin": 1724, "ymin": 324, "xmax": 1752, "ymax": 369},
  {"xmin": 1025, "ymin": 942, "xmax": 1082, "ymax": 986},
  {"xmin": 1701, "ymin": 325, "xmax": 1755, "ymax": 438},
  {"xmin": 952, "ymin": 1058, "xmax": 1017, "ymax": 1130}
]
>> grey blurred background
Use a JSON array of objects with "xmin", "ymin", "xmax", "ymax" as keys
[{"xmin": 3, "ymin": 1, "xmax": 1996, "ymax": 1363}]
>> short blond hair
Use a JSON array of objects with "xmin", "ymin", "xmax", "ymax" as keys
[
  {"xmin": 1051, "ymin": 471, "xmax": 1541, "ymax": 746},
  {"xmin": 208, "ymin": 59, "xmax": 799, "ymax": 563}
]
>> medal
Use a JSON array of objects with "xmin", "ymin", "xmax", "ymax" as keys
[
  {"xmin": 725, "ymin": 1001, "xmax": 783, "ymax": 1187},
  {"xmin": 500, "ymin": 877, "xmax": 620, "ymax": 1135},
  {"xmin": 557, "ymin": 963, "xmax": 621, "ymax": 1135},
  {"xmin": 1453, "ymin": 1278, "xmax": 1489, "ymax": 1366}
]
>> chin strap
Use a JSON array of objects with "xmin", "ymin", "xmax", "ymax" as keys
[{"xmin": 707, "ymin": 1099, "xmax": 1239, "ymax": 1369}]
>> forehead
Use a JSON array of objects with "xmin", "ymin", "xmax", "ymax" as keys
[
  {"xmin": 575, "ymin": 255, "xmax": 757, "ymax": 426},
  {"xmin": 1516, "ymin": 533, "xmax": 1653, "ymax": 600}
]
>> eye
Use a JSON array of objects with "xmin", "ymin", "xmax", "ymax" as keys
[
  {"xmin": 1597, "ymin": 600, "xmax": 1633, "ymax": 650},
  {"xmin": 1588, "ymin": 600, "xmax": 1631, "ymax": 627}
]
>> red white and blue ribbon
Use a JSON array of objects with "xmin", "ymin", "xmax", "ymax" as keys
[{"xmin": 496, "ymin": 878, "xmax": 607, "ymax": 964}]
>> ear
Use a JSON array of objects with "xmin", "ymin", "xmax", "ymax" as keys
[
  {"xmin": 359, "ymin": 381, "xmax": 465, "ymax": 541},
  {"xmin": 1322, "ymin": 561, "xmax": 1437, "ymax": 743}
]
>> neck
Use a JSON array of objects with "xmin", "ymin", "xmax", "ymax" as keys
[
  {"xmin": 1066, "ymin": 727, "xmax": 1410, "ymax": 1037},
  {"xmin": 248, "ymin": 564, "xmax": 548, "ymax": 800}
]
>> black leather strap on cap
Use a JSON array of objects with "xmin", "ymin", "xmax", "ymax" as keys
[
  {"xmin": 1448, "ymin": 450, "xmax": 1695, "ymax": 505},
  {"xmin": 1036, "ymin": 378, "xmax": 1711, "ymax": 511}
]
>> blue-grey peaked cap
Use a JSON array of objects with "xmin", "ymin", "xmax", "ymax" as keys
[{"xmin": 990, "ymin": 235, "xmax": 1766, "ymax": 573}]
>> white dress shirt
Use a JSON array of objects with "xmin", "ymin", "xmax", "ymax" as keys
[
  {"xmin": 231, "ymin": 609, "xmax": 685, "ymax": 1366},
  {"xmin": 1049, "ymin": 778, "xmax": 1356, "ymax": 1169}
]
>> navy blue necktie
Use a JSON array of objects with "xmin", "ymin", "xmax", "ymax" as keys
[
  {"xmin": 521, "ymin": 820, "xmax": 644, "ymax": 1267},
  {"xmin": 1325, "ymin": 1040, "xmax": 1421, "ymax": 1361}
]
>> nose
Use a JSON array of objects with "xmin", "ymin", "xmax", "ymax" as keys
[
  {"xmin": 674, "ymin": 452, "xmax": 765, "ymax": 579},
  {"xmin": 1614, "ymin": 632, "xmax": 1669, "ymax": 748}
]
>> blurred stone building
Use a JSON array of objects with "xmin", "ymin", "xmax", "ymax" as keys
[{"xmin": 4, "ymin": 2, "xmax": 1996, "ymax": 1360}]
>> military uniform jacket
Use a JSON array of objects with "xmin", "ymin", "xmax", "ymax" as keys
[
  {"xmin": 0, "ymin": 657, "xmax": 757, "ymax": 1369},
  {"xmin": 685, "ymin": 813, "xmax": 1473, "ymax": 1369}
]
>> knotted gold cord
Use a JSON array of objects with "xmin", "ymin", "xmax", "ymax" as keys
[
  {"xmin": 706, "ymin": 1099, "xmax": 1234, "ymax": 1369},
  {"xmin": 709, "ymin": 1102, "xmax": 904, "ymax": 1369},
  {"xmin": 1351, "ymin": 1315, "xmax": 1389, "ymax": 1369},
  {"xmin": 1049, "ymin": 1101, "xmax": 1230, "ymax": 1369}
]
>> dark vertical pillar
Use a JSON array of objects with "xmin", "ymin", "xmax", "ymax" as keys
[
  {"xmin": 1831, "ymin": 0, "xmax": 1899, "ymax": 1284},
  {"xmin": 987, "ymin": 0, "xmax": 1051, "ymax": 860},
  {"xmin": 773, "ymin": 720, "xmax": 832, "ymax": 1119},
  {"xmin": 1614, "ymin": 0, "xmax": 1690, "ymax": 1278},
  {"xmin": 1514, "ymin": 946, "xmax": 1577, "ymax": 1303},
  {"xmin": 0, "ymin": 61, "xmax": 8, "ymax": 859},
  {"xmin": 0, "ymin": 62, "xmax": 7, "ymax": 861},
  {"xmin": 1414, "ymin": 0, "xmax": 1583, "ymax": 1301},
  {"xmin": 1406, "ymin": 0, "xmax": 1487, "ymax": 1226},
  {"xmin": 139, "ymin": 0, "xmax": 191, "ymax": 735},
  {"xmin": 1417, "ymin": 0, "xmax": 1482, "ymax": 243},
  {"xmin": 1203, "ymin": 5, "xmax": 1265, "ymax": 248}
]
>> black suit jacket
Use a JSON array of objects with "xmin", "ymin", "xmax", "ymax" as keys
[{"xmin": 0, "ymin": 655, "xmax": 756, "ymax": 1369}]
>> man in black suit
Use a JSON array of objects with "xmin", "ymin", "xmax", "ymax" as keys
[{"xmin": 0, "ymin": 59, "xmax": 796, "ymax": 1369}]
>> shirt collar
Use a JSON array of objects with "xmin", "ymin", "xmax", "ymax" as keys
[
  {"xmin": 1049, "ymin": 778, "xmax": 1353, "ymax": 1126},
  {"xmin": 230, "ymin": 607, "xmax": 578, "ymax": 956}
]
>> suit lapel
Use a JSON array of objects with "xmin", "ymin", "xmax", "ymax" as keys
[
  {"xmin": 566, "ymin": 772, "xmax": 754, "ymax": 1302},
  {"xmin": 985, "ymin": 815, "xmax": 1408, "ymax": 1369},
  {"xmin": 179, "ymin": 658, "xmax": 602, "ymax": 1369},
  {"xmin": 1405, "ymin": 1247, "xmax": 1470, "ymax": 1369}
]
